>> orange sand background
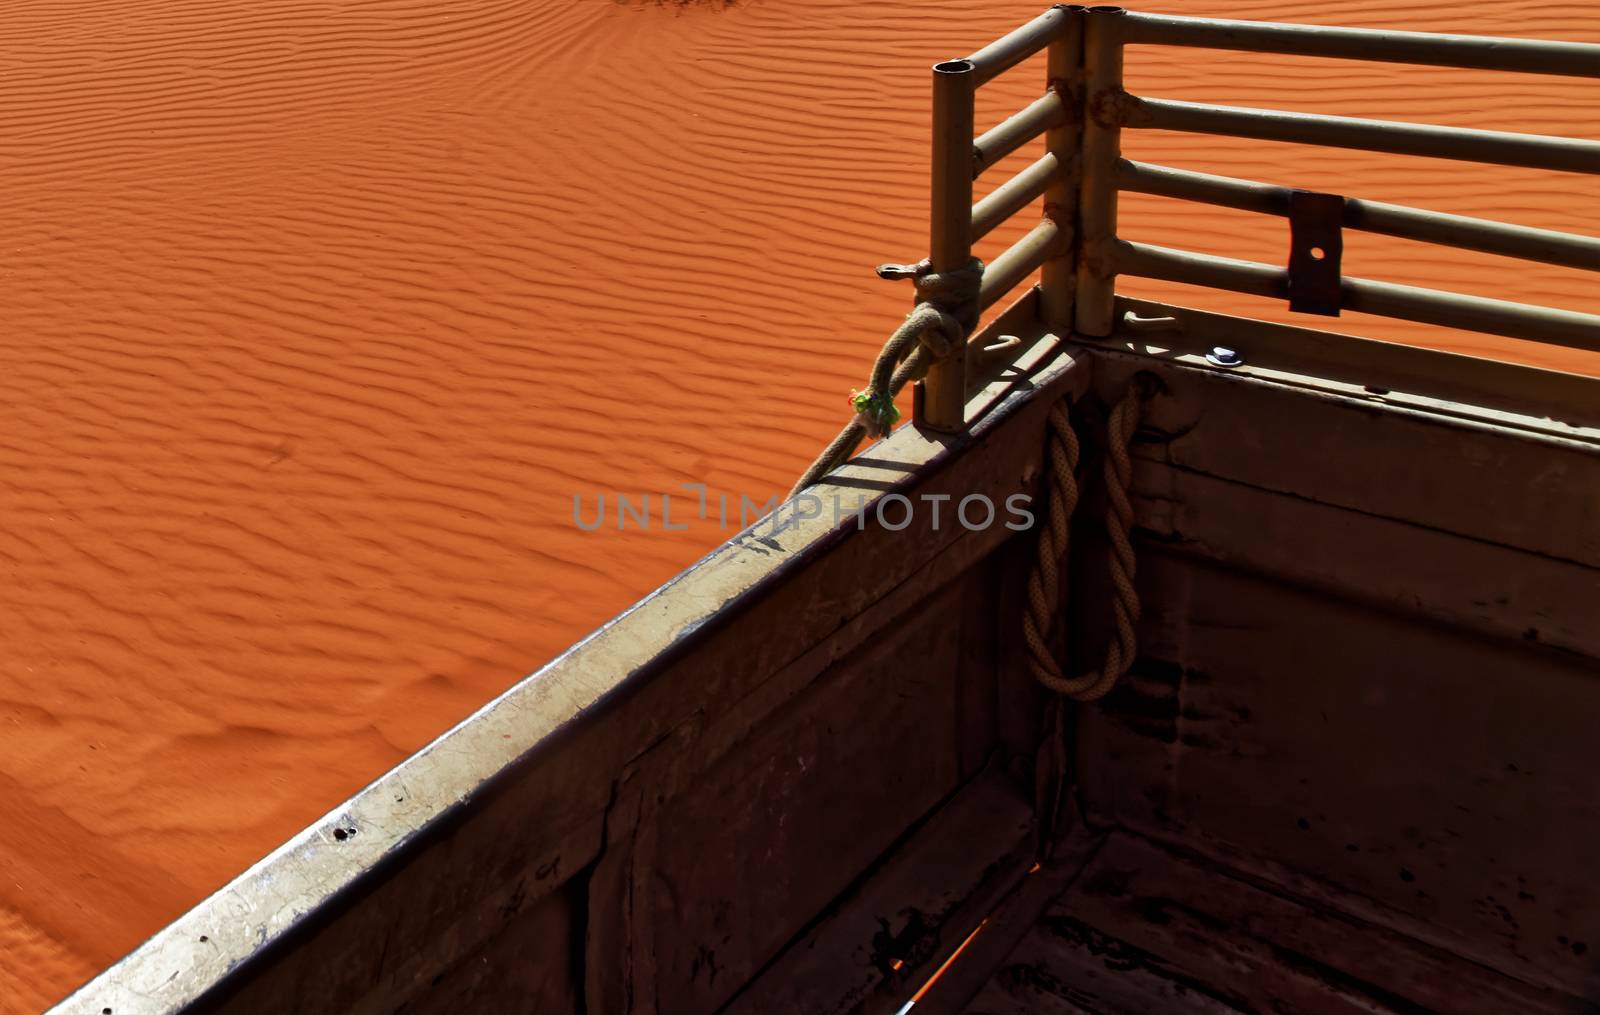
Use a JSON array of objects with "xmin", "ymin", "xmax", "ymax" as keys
[{"xmin": 1, "ymin": 0, "xmax": 1596, "ymax": 1008}]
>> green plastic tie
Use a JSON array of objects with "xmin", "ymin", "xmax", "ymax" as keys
[{"xmin": 850, "ymin": 389, "xmax": 900, "ymax": 432}]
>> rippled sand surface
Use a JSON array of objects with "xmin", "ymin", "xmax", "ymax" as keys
[{"xmin": 1, "ymin": 0, "xmax": 1595, "ymax": 1007}]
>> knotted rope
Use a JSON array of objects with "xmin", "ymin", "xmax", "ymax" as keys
[
  {"xmin": 1023, "ymin": 378, "xmax": 1153, "ymax": 702},
  {"xmin": 789, "ymin": 257, "xmax": 984, "ymax": 497}
]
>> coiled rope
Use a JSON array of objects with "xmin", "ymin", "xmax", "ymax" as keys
[
  {"xmin": 789, "ymin": 257, "xmax": 984, "ymax": 497},
  {"xmin": 1024, "ymin": 378, "xmax": 1153, "ymax": 702}
]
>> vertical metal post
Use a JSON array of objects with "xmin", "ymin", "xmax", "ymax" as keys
[
  {"xmin": 921, "ymin": 58, "xmax": 976, "ymax": 433},
  {"xmin": 1042, "ymin": 5, "xmax": 1086, "ymax": 333},
  {"xmin": 1075, "ymin": 6, "xmax": 1126, "ymax": 337}
]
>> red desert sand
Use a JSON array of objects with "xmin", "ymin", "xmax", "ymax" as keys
[{"xmin": 1, "ymin": 0, "xmax": 1596, "ymax": 1007}]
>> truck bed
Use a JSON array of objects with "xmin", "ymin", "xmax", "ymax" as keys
[{"xmin": 52, "ymin": 299, "xmax": 1600, "ymax": 1015}]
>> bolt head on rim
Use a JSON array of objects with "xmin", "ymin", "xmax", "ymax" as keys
[{"xmin": 1206, "ymin": 346, "xmax": 1244, "ymax": 368}]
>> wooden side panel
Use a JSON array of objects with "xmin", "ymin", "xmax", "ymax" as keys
[
  {"xmin": 1076, "ymin": 492, "xmax": 1600, "ymax": 992},
  {"xmin": 961, "ymin": 832, "xmax": 1592, "ymax": 1015},
  {"xmin": 192, "ymin": 794, "xmax": 602, "ymax": 1015},
  {"xmin": 1091, "ymin": 350, "xmax": 1600, "ymax": 568},
  {"xmin": 646, "ymin": 579, "xmax": 966, "ymax": 1014},
  {"xmin": 1066, "ymin": 352, "xmax": 1600, "ymax": 997},
  {"xmin": 388, "ymin": 881, "xmax": 583, "ymax": 1015},
  {"xmin": 1084, "ymin": 557, "xmax": 1600, "ymax": 986},
  {"xmin": 728, "ymin": 768, "xmax": 1036, "ymax": 1015},
  {"xmin": 1129, "ymin": 465, "xmax": 1600, "ymax": 659}
]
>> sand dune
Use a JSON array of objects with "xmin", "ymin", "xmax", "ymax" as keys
[{"xmin": 0, "ymin": 0, "xmax": 1595, "ymax": 1007}]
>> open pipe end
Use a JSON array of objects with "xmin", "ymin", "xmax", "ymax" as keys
[
  {"xmin": 1087, "ymin": 5, "xmax": 1126, "ymax": 13},
  {"xmin": 934, "ymin": 59, "xmax": 977, "ymax": 76}
]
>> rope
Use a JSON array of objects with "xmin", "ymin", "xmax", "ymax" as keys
[
  {"xmin": 1023, "ymin": 380, "xmax": 1151, "ymax": 702},
  {"xmin": 789, "ymin": 257, "xmax": 983, "ymax": 497},
  {"xmin": 1028, "ymin": 378, "xmax": 1153, "ymax": 860}
]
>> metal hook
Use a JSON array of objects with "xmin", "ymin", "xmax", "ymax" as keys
[
  {"xmin": 976, "ymin": 334, "xmax": 1024, "ymax": 365},
  {"xmin": 1121, "ymin": 312, "xmax": 1181, "ymax": 334}
]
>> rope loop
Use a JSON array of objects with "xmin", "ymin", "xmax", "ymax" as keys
[
  {"xmin": 791, "ymin": 256, "xmax": 984, "ymax": 494},
  {"xmin": 1023, "ymin": 376, "xmax": 1156, "ymax": 703},
  {"xmin": 877, "ymin": 256, "xmax": 985, "ymax": 338}
]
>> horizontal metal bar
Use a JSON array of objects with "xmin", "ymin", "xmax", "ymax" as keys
[
  {"xmin": 1116, "ymin": 239, "xmax": 1285, "ymax": 298},
  {"xmin": 974, "ymin": 91, "xmax": 1069, "ymax": 177},
  {"xmin": 980, "ymin": 218, "xmax": 1062, "ymax": 310},
  {"xmin": 966, "ymin": 4, "xmax": 1079, "ymax": 87},
  {"xmin": 1114, "ymin": 240, "xmax": 1600, "ymax": 352},
  {"xmin": 1116, "ymin": 160, "xmax": 1600, "ymax": 272},
  {"xmin": 1117, "ymin": 12, "xmax": 1600, "ymax": 79},
  {"xmin": 1123, "ymin": 97, "xmax": 1600, "ymax": 176},
  {"xmin": 1345, "ymin": 200, "xmax": 1600, "ymax": 274},
  {"xmin": 972, "ymin": 152, "xmax": 1069, "ymax": 241},
  {"xmin": 1341, "ymin": 277, "xmax": 1600, "ymax": 353}
]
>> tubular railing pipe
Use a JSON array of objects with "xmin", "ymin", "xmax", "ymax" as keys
[
  {"xmin": 1075, "ymin": 5, "xmax": 1126, "ymax": 336},
  {"xmin": 972, "ymin": 152, "xmax": 1068, "ymax": 241},
  {"xmin": 973, "ymin": 91, "xmax": 1070, "ymax": 177},
  {"xmin": 966, "ymin": 4, "xmax": 1081, "ymax": 86},
  {"xmin": 1345, "ymin": 201, "xmax": 1600, "ymax": 273},
  {"xmin": 1123, "ymin": 97, "xmax": 1600, "ymax": 176},
  {"xmin": 1114, "ymin": 158, "xmax": 1289, "ymax": 214},
  {"xmin": 1117, "ymin": 159, "xmax": 1600, "ymax": 272},
  {"xmin": 1115, "ymin": 240, "xmax": 1283, "ymax": 297},
  {"xmin": 1040, "ymin": 7, "xmax": 1084, "ymax": 331},
  {"xmin": 1118, "ymin": 12, "xmax": 1600, "ymax": 79},
  {"xmin": 1343, "ymin": 277, "xmax": 1600, "ymax": 352},
  {"xmin": 980, "ymin": 219, "xmax": 1064, "ymax": 311},
  {"xmin": 923, "ymin": 59, "xmax": 977, "ymax": 432},
  {"xmin": 1114, "ymin": 240, "xmax": 1600, "ymax": 352}
]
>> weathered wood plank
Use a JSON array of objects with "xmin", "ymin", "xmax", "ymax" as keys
[
  {"xmin": 727, "ymin": 767, "xmax": 1035, "ymax": 1015},
  {"xmin": 647, "ymin": 577, "xmax": 968, "ymax": 1014},
  {"xmin": 1079, "ymin": 552, "xmax": 1600, "ymax": 995},
  {"xmin": 388, "ymin": 881, "xmax": 583, "ymax": 1015},
  {"xmin": 1129, "ymin": 463, "xmax": 1600, "ymax": 659},
  {"xmin": 993, "ymin": 521, "xmax": 1054, "ymax": 798},
  {"xmin": 964, "ymin": 832, "xmax": 1593, "ymax": 1015},
  {"xmin": 196, "ymin": 791, "xmax": 604, "ymax": 1015},
  {"xmin": 912, "ymin": 824, "xmax": 1106, "ymax": 1015},
  {"xmin": 956, "ymin": 553, "xmax": 1004, "ymax": 782},
  {"xmin": 1091, "ymin": 349, "xmax": 1600, "ymax": 568}
]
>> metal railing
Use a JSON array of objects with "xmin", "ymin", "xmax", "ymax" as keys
[{"xmin": 916, "ymin": 5, "xmax": 1600, "ymax": 431}]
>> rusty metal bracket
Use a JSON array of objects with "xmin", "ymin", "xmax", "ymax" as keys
[{"xmin": 1287, "ymin": 190, "xmax": 1345, "ymax": 316}]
